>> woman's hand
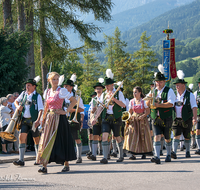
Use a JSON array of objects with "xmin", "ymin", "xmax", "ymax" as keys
[
  {"xmin": 138, "ymin": 114, "xmax": 146, "ymax": 120},
  {"xmin": 55, "ymin": 109, "xmax": 67, "ymax": 115}
]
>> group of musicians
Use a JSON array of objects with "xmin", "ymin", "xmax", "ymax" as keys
[{"xmin": 5, "ymin": 67, "xmax": 200, "ymax": 173}]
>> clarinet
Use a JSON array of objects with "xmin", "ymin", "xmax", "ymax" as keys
[{"xmin": 38, "ymin": 63, "xmax": 52, "ymax": 132}]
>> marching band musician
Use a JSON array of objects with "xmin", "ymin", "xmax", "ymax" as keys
[
  {"xmin": 171, "ymin": 71, "xmax": 197, "ymax": 159},
  {"xmin": 100, "ymin": 69, "xmax": 126, "ymax": 164},
  {"xmin": 193, "ymin": 78, "xmax": 200, "ymax": 155},
  {"xmin": 63, "ymin": 74, "xmax": 85, "ymax": 164},
  {"xmin": 13, "ymin": 77, "xmax": 43, "ymax": 166},
  {"xmin": 86, "ymin": 91, "xmax": 97, "ymax": 156},
  {"xmin": 87, "ymin": 78, "xmax": 104, "ymax": 161},
  {"xmin": 147, "ymin": 65, "xmax": 176, "ymax": 164}
]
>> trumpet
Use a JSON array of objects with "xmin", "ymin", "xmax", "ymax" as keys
[
  {"xmin": 122, "ymin": 111, "xmax": 131, "ymax": 122},
  {"xmin": 70, "ymin": 90, "xmax": 81, "ymax": 123}
]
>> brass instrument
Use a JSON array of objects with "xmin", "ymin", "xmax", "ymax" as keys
[
  {"xmin": 122, "ymin": 111, "xmax": 131, "ymax": 122},
  {"xmin": 0, "ymin": 92, "xmax": 28, "ymax": 142},
  {"xmin": 90, "ymin": 81, "xmax": 124, "ymax": 126},
  {"xmin": 0, "ymin": 109, "xmax": 19, "ymax": 142},
  {"xmin": 143, "ymin": 81, "xmax": 156, "ymax": 109},
  {"xmin": 71, "ymin": 90, "xmax": 81, "ymax": 123}
]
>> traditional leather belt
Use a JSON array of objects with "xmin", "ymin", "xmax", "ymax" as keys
[{"xmin": 175, "ymin": 101, "xmax": 183, "ymax": 106}]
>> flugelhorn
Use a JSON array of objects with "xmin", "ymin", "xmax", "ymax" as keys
[
  {"xmin": 90, "ymin": 81, "xmax": 124, "ymax": 126},
  {"xmin": 143, "ymin": 81, "xmax": 156, "ymax": 109}
]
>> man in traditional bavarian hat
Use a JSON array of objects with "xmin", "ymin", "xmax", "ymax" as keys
[
  {"xmin": 171, "ymin": 70, "xmax": 197, "ymax": 159},
  {"xmin": 87, "ymin": 78, "xmax": 105, "ymax": 161},
  {"xmin": 148, "ymin": 66, "xmax": 176, "ymax": 164},
  {"xmin": 63, "ymin": 74, "xmax": 84, "ymax": 164},
  {"xmin": 99, "ymin": 69, "xmax": 126, "ymax": 164},
  {"xmin": 193, "ymin": 78, "xmax": 200, "ymax": 154},
  {"xmin": 13, "ymin": 76, "xmax": 43, "ymax": 166}
]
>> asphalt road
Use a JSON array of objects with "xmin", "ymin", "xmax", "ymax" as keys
[{"xmin": 0, "ymin": 149, "xmax": 200, "ymax": 190}]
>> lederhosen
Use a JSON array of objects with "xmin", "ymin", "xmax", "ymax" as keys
[
  {"xmin": 92, "ymin": 96, "xmax": 102, "ymax": 136},
  {"xmin": 172, "ymin": 90, "xmax": 193, "ymax": 139},
  {"xmin": 196, "ymin": 91, "xmax": 200, "ymax": 130},
  {"xmin": 68, "ymin": 92, "xmax": 81, "ymax": 140},
  {"xmin": 151, "ymin": 86, "xmax": 173, "ymax": 140},
  {"xmin": 20, "ymin": 92, "xmax": 40, "ymax": 137},
  {"xmin": 101, "ymin": 91, "xmax": 122, "ymax": 137}
]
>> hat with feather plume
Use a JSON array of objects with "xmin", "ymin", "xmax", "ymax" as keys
[
  {"xmin": 93, "ymin": 78, "xmax": 105, "ymax": 89},
  {"xmin": 154, "ymin": 64, "xmax": 166, "ymax": 81},
  {"xmin": 63, "ymin": 73, "xmax": 76, "ymax": 86},
  {"xmin": 103, "ymin": 69, "xmax": 116, "ymax": 85},
  {"xmin": 173, "ymin": 70, "xmax": 187, "ymax": 84},
  {"xmin": 25, "ymin": 76, "xmax": 41, "ymax": 86}
]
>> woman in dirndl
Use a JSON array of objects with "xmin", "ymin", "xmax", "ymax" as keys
[
  {"xmin": 123, "ymin": 86, "xmax": 153, "ymax": 160},
  {"xmin": 36, "ymin": 72, "xmax": 77, "ymax": 173}
]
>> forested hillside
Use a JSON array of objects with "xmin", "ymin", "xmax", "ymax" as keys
[{"xmin": 122, "ymin": 0, "xmax": 200, "ymax": 54}]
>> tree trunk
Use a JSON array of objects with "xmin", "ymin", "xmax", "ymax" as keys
[
  {"xmin": 25, "ymin": 0, "xmax": 35, "ymax": 79},
  {"xmin": 17, "ymin": 0, "xmax": 25, "ymax": 31},
  {"xmin": 2, "ymin": 0, "xmax": 13, "ymax": 32},
  {"xmin": 39, "ymin": 0, "xmax": 48, "ymax": 92}
]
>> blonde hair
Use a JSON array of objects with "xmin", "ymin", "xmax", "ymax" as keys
[{"xmin": 48, "ymin": 72, "xmax": 60, "ymax": 82}]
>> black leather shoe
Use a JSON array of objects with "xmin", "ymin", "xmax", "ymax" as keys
[
  {"xmin": 100, "ymin": 158, "xmax": 108, "ymax": 164},
  {"xmin": 191, "ymin": 144, "xmax": 196, "ymax": 149},
  {"xmin": 34, "ymin": 162, "xmax": 40, "ymax": 165},
  {"xmin": 160, "ymin": 150, "xmax": 163, "ymax": 156},
  {"xmin": 61, "ymin": 166, "xmax": 70, "ymax": 172},
  {"xmin": 151, "ymin": 156, "xmax": 161, "ymax": 164},
  {"xmin": 107, "ymin": 154, "xmax": 111, "ymax": 160},
  {"xmin": 186, "ymin": 151, "xmax": 191, "ymax": 158},
  {"xmin": 76, "ymin": 158, "xmax": 82, "ymax": 163},
  {"xmin": 38, "ymin": 167, "xmax": 47, "ymax": 174},
  {"xmin": 86, "ymin": 151, "xmax": 92, "ymax": 156},
  {"xmin": 195, "ymin": 149, "xmax": 200, "ymax": 155},
  {"xmin": 171, "ymin": 151, "xmax": 177, "ymax": 159},
  {"xmin": 13, "ymin": 160, "xmax": 24, "ymax": 166},
  {"xmin": 123, "ymin": 152, "xmax": 127, "ymax": 157},
  {"xmin": 129, "ymin": 155, "xmax": 136, "ymax": 160},
  {"xmin": 116, "ymin": 157, "xmax": 124, "ymax": 162},
  {"xmin": 165, "ymin": 155, "xmax": 171, "ymax": 162},
  {"xmin": 87, "ymin": 155, "xmax": 96, "ymax": 161},
  {"xmin": 180, "ymin": 147, "xmax": 184, "ymax": 151},
  {"xmin": 111, "ymin": 152, "xmax": 117, "ymax": 157},
  {"xmin": 141, "ymin": 155, "xmax": 146, "ymax": 159}
]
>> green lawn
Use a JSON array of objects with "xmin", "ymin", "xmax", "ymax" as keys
[{"xmin": 184, "ymin": 76, "xmax": 193, "ymax": 84}]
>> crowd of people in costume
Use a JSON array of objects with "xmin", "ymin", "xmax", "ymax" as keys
[{"xmin": 1, "ymin": 65, "xmax": 200, "ymax": 174}]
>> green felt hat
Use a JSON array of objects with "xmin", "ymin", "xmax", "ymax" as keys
[
  {"xmin": 103, "ymin": 77, "xmax": 116, "ymax": 86},
  {"xmin": 90, "ymin": 91, "xmax": 97, "ymax": 97},
  {"xmin": 63, "ymin": 79, "xmax": 75, "ymax": 86},
  {"xmin": 173, "ymin": 78, "xmax": 187, "ymax": 84},
  {"xmin": 93, "ymin": 82, "xmax": 105, "ymax": 89},
  {"xmin": 198, "ymin": 78, "xmax": 200, "ymax": 83},
  {"xmin": 25, "ymin": 79, "xmax": 37, "ymax": 86},
  {"xmin": 154, "ymin": 72, "xmax": 166, "ymax": 81}
]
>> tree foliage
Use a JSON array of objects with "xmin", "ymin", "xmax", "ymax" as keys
[{"xmin": 0, "ymin": 29, "xmax": 31, "ymax": 96}]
